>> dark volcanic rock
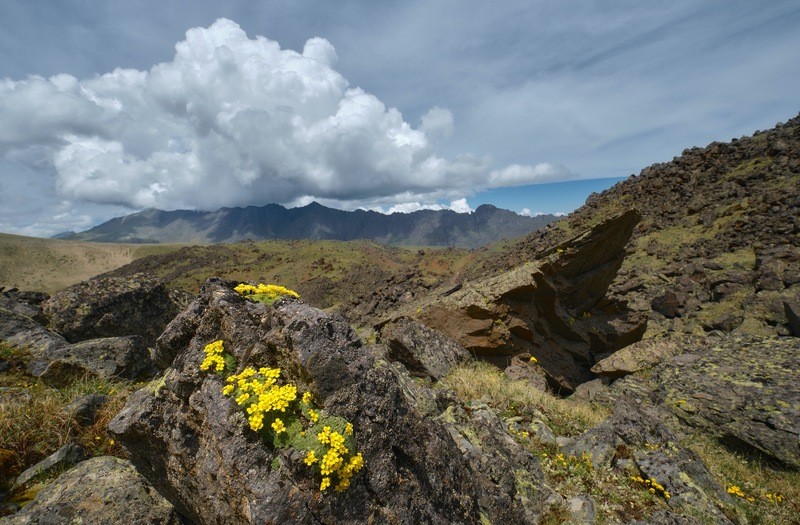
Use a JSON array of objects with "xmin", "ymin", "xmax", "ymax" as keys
[
  {"xmin": 42, "ymin": 274, "xmax": 187, "ymax": 345},
  {"xmin": 565, "ymin": 401, "xmax": 732, "ymax": 523},
  {"xmin": 109, "ymin": 279, "xmax": 546, "ymax": 524},
  {"xmin": 381, "ymin": 316, "xmax": 471, "ymax": 380},
  {"xmin": 0, "ymin": 457, "xmax": 182, "ymax": 525}
]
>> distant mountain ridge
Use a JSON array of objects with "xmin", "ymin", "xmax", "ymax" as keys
[{"xmin": 58, "ymin": 202, "xmax": 557, "ymax": 248}]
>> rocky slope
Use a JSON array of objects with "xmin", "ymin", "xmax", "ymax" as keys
[
  {"xmin": 475, "ymin": 114, "xmax": 800, "ymax": 340},
  {"xmin": 1, "ymin": 115, "xmax": 799, "ymax": 524},
  {"xmin": 59, "ymin": 202, "xmax": 556, "ymax": 248}
]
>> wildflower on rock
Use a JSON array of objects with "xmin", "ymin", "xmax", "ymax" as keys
[
  {"xmin": 302, "ymin": 391, "xmax": 313, "ymax": 404},
  {"xmin": 200, "ymin": 340, "xmax": 226, "ymax": 372},
  {"xmin": 308, "ymin": 408, "xmax": 319, "ymax": 423},
  {"xmin": 271, "ymin": 418, "xmax": 286, "ymax": 434},
  {"xmin": 345, "ymin": 422, "xmax": 353, "ymax": 435},
  {"xmin": 320, "ymin": 477, "xmax": 331, "ymax": 491},
  {"xmin": 529, "ymin": 356, "xmax": 538, "ymax": 364},
  {"xmin": 304, "ymin": 451, "xmax": 318, "ymax": 466}
]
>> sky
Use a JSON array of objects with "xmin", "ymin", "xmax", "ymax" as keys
[{"xmin": 1, "ymin": 1, "xmax": 799, "ymax": 238}]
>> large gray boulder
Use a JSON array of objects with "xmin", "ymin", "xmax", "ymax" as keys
[
  {"xmin": 41, "ymin": 274, "xmax": 186, "ymax": 345},
  {"xmin": 109, "ymin": 279, "xmax": 548, "ymax": 524},
  {"xmin": 0, "ymin": 307, "xmax": 67, "ymax": 360},
  {"xmin": 0, "ymin": 456, "xmax": 182, "ymax": 525}
]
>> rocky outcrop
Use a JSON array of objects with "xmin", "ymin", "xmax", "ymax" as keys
[
  {"xmin": 380, "ymin": 316, "xmax": 471, "ymax": 380},
  {"xmin": 42, "ymin": 274, "xmax": 187, "ymax": 345},
  {"xmin": 109, "ymin": 279, "xmax": 547, "ymax": 524},
  {"xmin": 477, "ymin": 115, "xmax": 800, "ymax": 340},
  {"xmin": 10, "ymin": 444, "xmax": 85, "ymax": 494},
  {"xmin": 591, "ymin": 337, "xmax": 684, "ymax": 379},
  {"xmin": 394, "ymin": 210, "xmax": 645, "ymax": 393},
  {"xmin": 0, "ymin": 457, "xmax": 182, "ymax": 525}
]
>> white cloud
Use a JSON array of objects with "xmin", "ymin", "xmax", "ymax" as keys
[
  {"xmin": 385, "ymin": 198, "xmax": 472, "ymax": 215},
  {"xmin": 419, "ymin": 106, "xmax": 454, "ymax": 140},
  {"xmin": 0, "ymin": 18, "xmax": 559, "ymax": 219},
  {"xmin": 489, "ymin": 163, "xmax": 574, "ymax": 187}
]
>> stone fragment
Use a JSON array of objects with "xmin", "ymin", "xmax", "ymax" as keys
[
  {"xmin": 591, "ymin": 338, "xmax": 681, "ymax": 379},
  {"xmin": 11, "ymin": 444, "xmax": 85, "ymax": 492}
]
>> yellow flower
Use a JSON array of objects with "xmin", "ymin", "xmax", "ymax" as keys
[
  {"xmin": 320, "ymin": 477, "xmax": 331, "ymax": 491},
  {"xmin": 309, "ymin": 409, "xmax": 319, "ymax": 424},
  {"xmin": 222, "ymin": 384, "xmax": 235, "ymax": 396},
  {"xmin": 304, "ymin": 451, "xmax": 318, "ymax": 465},
  {"xmin": 345, "ymin": 422, "xmax": 353, "ymax": 435},
  {"xmin": 302, "ymin": 391, "xmax": 313, "ymax": 404},
  {"xmin": 271, "ymin": 418, "xmax": 286, "ymax": 433},
  {"xmin": 529, "ymin": 356, "xmax": 538, "ymax": 364}
]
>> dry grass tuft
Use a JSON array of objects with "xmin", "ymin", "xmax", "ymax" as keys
[{"xmin": 441, "ymin": 360, "xmax": 607, "ymax": 436}]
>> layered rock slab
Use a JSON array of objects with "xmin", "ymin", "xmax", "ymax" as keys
[
  {"xmin": 109, "ymin": 279, "xmax": 546, "ymax": 524},
  {"xmin": 392, "ymin": 210, "xmax": 645, "ymax": 392}
]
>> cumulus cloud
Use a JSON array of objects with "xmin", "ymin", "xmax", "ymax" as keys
[
  {"xmin": 384, "ymin": 198, "xmax": 472, "ymax": 214},
  {"xmin": 0, "ymin": 18, "xmax": 566, "ymax": 217}
]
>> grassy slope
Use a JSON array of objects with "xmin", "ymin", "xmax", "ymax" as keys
[{"xmin": 0, "ymin": 233, "xmax": 185, "ymax": 294}]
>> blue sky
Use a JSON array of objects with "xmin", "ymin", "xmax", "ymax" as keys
[{"xmin": 1, "ymin": 1, "xmax": 799, "ymax": 237}]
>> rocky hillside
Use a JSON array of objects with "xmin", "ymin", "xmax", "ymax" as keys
[
  {"xmin": 58, "ymin": 202, "xmax": 556, "ymax": 248},
  {"xmin": 483, "ymin": 114, "xmax": 800, "ymax": 340},
  {"xmin": 1, "ymin": 115, "xmax": 798, "ymax": 524}
]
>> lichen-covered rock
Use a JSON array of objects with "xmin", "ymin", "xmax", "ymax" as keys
[
  {"xmin": 380, "ymin": 316, "xmax": 471, "ymax": 380},
  {"xmin": 651, "ymin": 336, "xmax": 800, "ymax": 468},
  {"xmin": 29, "ymin": 335, "xmax": 155, "ymax": 386},
  {"xmin": 10, "ymin": 444, "xmax": 85, "ymax": 493},
  {"xmin": 0, "ymin": 456, "xmax": 182, "ymax": 525},
  {"xmin": 109, "ymin": 279, "xmax": 547, "ymax": 524},
  {"xmin": 41, "ymin": 274, "xmax": 187, "ymax": 345}
]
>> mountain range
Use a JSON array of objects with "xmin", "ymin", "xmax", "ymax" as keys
[{"xmin": 56, "ymin": 202, "xmax": 556, "ymax": 248}]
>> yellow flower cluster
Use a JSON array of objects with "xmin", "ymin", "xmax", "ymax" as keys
[
  {"xmin": 200, "ymin": 340, "xmax": 226, "ymax": 372},
  {"xmin": 631, "ymin": 475, "xmax": 670, "ymax": 500},
  {"xmin": 223, "ymin": 366, "xmax": 298, "ymax": 432},
  {"xmin": 726, "ymin": 484, "xmax": 756, "ymax": 502},
  {"xmin": 314, "ymin": 425, "xmax": 364, "ymax": 492},
  {"xmin": 765, "ymin": 492, "xmax": 784, "ymax": 504},
  {"xmin": 234, "ymin": 283, "xmax": 300, "ymax": 305}
]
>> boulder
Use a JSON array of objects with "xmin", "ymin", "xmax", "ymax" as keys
[
  {"xmin": 65, "ymin": 394, "xmax": 108, "ymax": 426},
  {"xmin": 591, "ymin": 337, "xmax": 682, "ymax": 379},
  {"xmin": 41, "ymin": 274, "xmax": 186, "ymax": 345},
  {"xmin": 109, "ymin": 279, "xmax": 548, "ymax": 524},
  {"xmin": 0, "ymin": 457, "xmax": 182, "ymax": 525},
  {"xmin": 651, "ymin": 336, "xmax": 800, "ymax": 468},
  {"xmin": 0, "ymin": 308, "xmax": 67, "ymax": 361},
  {"xmin": 395, "ymin": 210, "xmax": 644, "ymax": 392},
  {"xmin": 30, "ymin": 336, "xmax": 155, "ymax": 387},
  {"xmin": 380, "ymin": 316, "xmax": 471, "ymax": 380}
]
